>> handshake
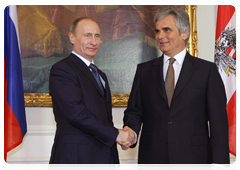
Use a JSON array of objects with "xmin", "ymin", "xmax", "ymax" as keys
[{"xmin": 116, "ymin": 126, "xmax": 136, "ymax": 150}]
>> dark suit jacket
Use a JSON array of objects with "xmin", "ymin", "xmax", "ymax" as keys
[
  {"xmin": 124, "ymin": 52, "xmax": 230, "ymax": 164},
  {"xmin": 49, "ymin": 53, "xmax": 119, "ymax": 164}
]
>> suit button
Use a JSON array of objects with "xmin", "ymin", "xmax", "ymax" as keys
[{"xmin": 168, "ymin": 122, "xmax": 172, "ymax": 125}]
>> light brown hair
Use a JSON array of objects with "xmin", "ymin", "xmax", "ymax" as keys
[{"xmin": 70, "ymin": 17, "xmax": 98, "ymax": 35}]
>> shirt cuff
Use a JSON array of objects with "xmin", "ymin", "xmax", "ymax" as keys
[{"xmin": 134, "ymin": 132, "xmax": 137, "ymax": 144}]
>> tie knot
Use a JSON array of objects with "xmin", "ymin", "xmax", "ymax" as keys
[
  {"xmin": 169, "ymin": 58, "xmax": 176, "ymax": 65},
  {"xmin": 89, "ymin": 63, "xmax": 97, "ymax": 71}
]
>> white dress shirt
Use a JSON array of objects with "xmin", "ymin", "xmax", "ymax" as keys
[{"xmin": 163, "ymin": 49, "xmax": 186, "ymax": 87}]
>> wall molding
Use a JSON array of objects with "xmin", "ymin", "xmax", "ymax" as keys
[{"xmin": 27, "ymin": 125, "xmax": 56, "ymax": 135}]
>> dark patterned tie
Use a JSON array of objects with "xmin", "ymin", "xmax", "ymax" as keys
[
  {"xmin": 165, "ymin": 58, "xmax": 176, "ymax": 107},
  {"xmin": 89, "ymin": 63, "xmax": 104, "ymax": 95}
]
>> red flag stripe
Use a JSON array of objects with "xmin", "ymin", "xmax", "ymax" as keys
[
  {"xmin": 4, "ymin": 101, "xmax": 23, "ymax": 161},
  {"xmin": 215, "ymin": 5, "xmax": 235, "ymax": 39},
  {"xmin": 226, "ymin": 91, "xmax": 236, "ymax": 127},
  {"xmin": 225, "ymin": 47, "xmax": 236, "ymax": 58},
  {"xmin": 232, "ymin": 52, "xmax": 236, "ymax": 59},
  {"xmin": 225, "ymin": 46, "xmax": 233, "ymax": 56},
  {"xmin": 4, "ymin": 65, "xmax": 23, "ymax": 161}
]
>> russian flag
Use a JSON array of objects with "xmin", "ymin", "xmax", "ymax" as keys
[{"xmin": 4, "ymin": 5, "xmax": 27, "ymax": 162}]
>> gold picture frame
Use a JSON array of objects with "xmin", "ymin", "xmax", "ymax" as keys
[{"xmin": 24, "ymin": 5, "xmax": 198, "ymax": 107}]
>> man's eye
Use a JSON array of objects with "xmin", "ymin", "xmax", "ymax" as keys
[
  {"xmin": 84, "ymin": 34, "xmax": 91, "ymax": 37},
  {"xmin": 155, "ymin": 29, "xmax": 160, "ymax": 34},
  {"xmin": 164, "ymin": 28, "xmax": 171, "ymax": 32}
]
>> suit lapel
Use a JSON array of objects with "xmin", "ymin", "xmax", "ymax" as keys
[
  {"xmin": 172, "ymin": 52, "xmax": 197, "ymax": 102},
  {"xmin": 98, "ymin": 69, "xmax": 111, "ymax": 101},
  {"xmin": 98, "ymin": 69, "xmax": 113, "ymax": 123},
  {"xmin": 69, "ymin": 54, "xmax": 112, "ymax": 124},
  {"xmin": 69, "ymin": 54, "xmax": 105, "ymax": 99},
  {"xmin": 151, "ymin": 56, "xmax": 168, "ymax": 104}
]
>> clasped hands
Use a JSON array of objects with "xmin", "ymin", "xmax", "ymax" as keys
[{"xmin": 116, "ymin": 126, "xmax": 136, "ymax": 150}]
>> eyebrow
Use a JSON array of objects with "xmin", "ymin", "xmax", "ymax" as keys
[
  {"xmin": 85, "ymin": 32, "xmax": 101, "ymax": 36},
  {"xmin": 162, "ymin": 27, "xmax": 171, "ymax": 30},
  {"xmin": 154, "ymin": 27, "xmax": 171, "ymax": 33}
]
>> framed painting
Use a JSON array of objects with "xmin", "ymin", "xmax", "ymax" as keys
[{"xmin": 22, "ymin": 5, "xmax": 198, "ymax": 107}]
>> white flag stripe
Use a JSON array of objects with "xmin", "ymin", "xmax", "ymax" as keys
[
  {"xmin": 225, "ymin": 11, "xmax": 236, "ymax": 30},
  {"xmin": 9, "ymin": 5, "xmax": 21, "ymax": 51},
  {"xmin": 228, "ymin": 49, "xmax": 236, "ymax": 58}
]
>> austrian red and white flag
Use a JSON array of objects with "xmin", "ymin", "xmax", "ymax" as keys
[{"xmin": 214, "ymin": 5, "xmax": 236, "ymax": 156}]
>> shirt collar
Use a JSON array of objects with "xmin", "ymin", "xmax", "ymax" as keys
[
  {"xmin": 164, "ymin": 49, "xmax": 186, "ymax": 66},
  {"xmin": 72, "ymin": 51, "xmax": 94, "ymax": 67}
]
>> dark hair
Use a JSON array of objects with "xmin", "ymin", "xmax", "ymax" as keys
[{"xmin": 154, "ymin": 6, "xmax": 190, "ymax": 46}]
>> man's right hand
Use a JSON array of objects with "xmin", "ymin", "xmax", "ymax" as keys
[
  {"xmin": 116, "ymin": 126, "xmax": 136, "ymax": 150},
  {"xmin": 116, "ymin": 129, "xmax": 130, "ymax": 146}
]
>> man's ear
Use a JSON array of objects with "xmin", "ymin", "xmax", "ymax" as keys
[
  {"xmin": 182, "ymin": 31, "xmax": 189, "ymax": 41},
  {"xmin": 69, "ymin": 32, "xmax": 75, "ymax": 44}
]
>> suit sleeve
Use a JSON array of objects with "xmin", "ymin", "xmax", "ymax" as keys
[
  {"xmin": 49, "ymin": 62, "xmax": 118, "ymax": 148},
  {"xmin": 113, "ymin": 143, "xmax": 120, "ymax": 167},
  {"xmin": 207, "ymin": 63, "xmax": 230, "ymax": 163},
  {"xmin": 124, "ymin": 65, "xmax": 143, "ymax": 147}
]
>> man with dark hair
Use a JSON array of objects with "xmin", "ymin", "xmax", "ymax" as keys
[
  {"xmin": 122, "ymin": 7, "xmax": 230, "ymax": 164},
  {"xmin": 49, "ymin": 17, "xmax": 134, "ymax": 164}
]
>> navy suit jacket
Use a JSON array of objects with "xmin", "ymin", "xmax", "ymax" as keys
[
  {"xmin": 49, "ymin": 53, "xmax": 119, "ymax": 164},
  {"xmin": 124, "ymin": 52, "xmax": 230, "ymax": 164}
]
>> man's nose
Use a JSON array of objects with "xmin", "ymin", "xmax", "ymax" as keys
[
  {"xmin": 90, "ymin": 36, "xmax": 97, "ymax": 45},
  {"xmin": 155, "ymin": 31, "xmax": 164, "ymax": 40}
]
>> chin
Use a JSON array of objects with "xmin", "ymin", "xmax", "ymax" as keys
[
  {"xmin": 87, "ymin": 52, "xmax": 97, "ymax": 56},
  {"xmin": 160, "ymin": 49, "xmax": 168, "ymax": 54}
]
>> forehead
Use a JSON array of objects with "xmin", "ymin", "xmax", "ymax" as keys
[
  {"xmin": 76, "ymin": 19, "xmax": 100, "ymax": 34},
  {"xmin": 156, "ymin": 15, "xmax": 176, "ymax": 28}
]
